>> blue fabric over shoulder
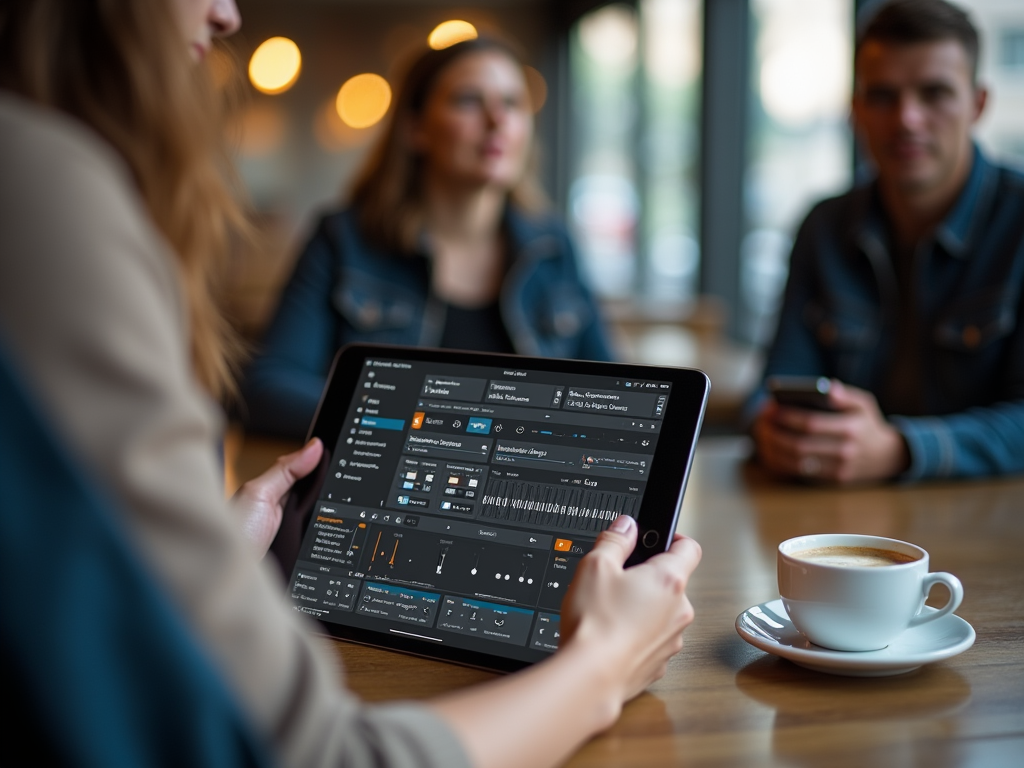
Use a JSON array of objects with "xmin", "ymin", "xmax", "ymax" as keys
[{"xmin": 0, "ymin": 347, "xmax": 273, "ymax": 768}]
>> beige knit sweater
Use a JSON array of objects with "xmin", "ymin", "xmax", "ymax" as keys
[{"xmin": 0, "ymin": 91, "xmax": 470, "ymax": 768}]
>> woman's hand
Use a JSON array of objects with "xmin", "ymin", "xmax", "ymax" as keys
[
  {"xmin": 428, "ymin": 515, "xmax": 700, "ymax": 768},
  {"xmin": 560, "ymin": 515, "xmax": 702, "ymax": 708},
  {"xmin": 230, "ymin": 438, "xmax": 323, "ymax": 557}
]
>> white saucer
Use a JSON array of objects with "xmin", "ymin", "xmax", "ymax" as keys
[{"xmin": 735, "ymin": 599, "xmax": 976, "ymax": 677}]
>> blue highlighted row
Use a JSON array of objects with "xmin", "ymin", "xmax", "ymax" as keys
[
  {"xmin": 459, "ymin": 597, "xmax": 533, "ymax": 615},
  {"xmin": 360, "ymin": 416, "xmax": 405, "ymax": 431}
]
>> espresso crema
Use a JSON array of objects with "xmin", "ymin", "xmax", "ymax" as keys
[{"xmin": 791, "ymin": 545, "xmax": 918, "ymax": 568}]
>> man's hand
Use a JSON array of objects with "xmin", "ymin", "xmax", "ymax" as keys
[
  {"xmin": 753, "ymin": 380, "xmax": 910, "ymax": 484},
  {"xmin": 230, "ymin": 438, "xmax": 324, "ymax": 557}
]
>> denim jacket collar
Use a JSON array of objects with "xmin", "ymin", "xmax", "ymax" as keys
[
  {"xmin": 851, "ymin": 144, "xmax": 998, "ymax": 262},
  {"xmin": 411, "ymin": 205, "xmax": 561, "ymax": 265},
  {"xmin": 504, "ymin": 206, "xmax": 562, "ymax": 264},
  {"xmin": 935, "ymin": 145, "xmax": 998, "ymax": 259}
]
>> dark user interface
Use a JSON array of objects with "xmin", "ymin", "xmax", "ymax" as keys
[{"xmin": 288, "ymin": 358, "xmax": 671, "ymax": 664}]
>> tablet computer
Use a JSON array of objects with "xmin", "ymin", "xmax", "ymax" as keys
[{"xmin": 271, "ymin": 344, "xmax": 709, "ymax": 672}]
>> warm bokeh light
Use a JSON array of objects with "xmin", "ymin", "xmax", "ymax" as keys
[
  {"xmin": 248, "ymin": 37, "xmax": 301, "ymax": 95},
  {"xmin": 524, "ymin": 66, "xmax": 548, "ymax": 113},
  {"xmin": 315, "ymin": 98, "xmax": 374, "ymax": 152},
  {"xmin": 428, "ymin": 20, "xmax": 478, "ymax": 50},
  {"xmin": 336, "ymin": 74, "xmax": 392, "ymax": 129}
]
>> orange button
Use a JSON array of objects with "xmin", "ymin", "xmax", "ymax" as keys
[
  {"xmin": 554, "ymin": 538, "xmax": 573, "ymax": 551},
  {"xmin": 411, "ymin": 411, "xmax": 425, "ymax": 429}
]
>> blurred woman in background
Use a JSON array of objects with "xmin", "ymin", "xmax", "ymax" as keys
[
  {"xmin": 0, "ymin": 2, "xmax": 699, "ymax": 767},
  {"xmin": 243, "ymin": 38, "xmax": 612, "ymax": 439}
]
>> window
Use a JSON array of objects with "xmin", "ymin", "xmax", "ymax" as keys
[
  {"xmin": 961, "ymin": 1, "xmax": 1024, "ymax": 167},
  {"xmin": 569, "ymin": 0, "xmax": 852, "ymax": 349},
  {"xmin": 639, "ymin": 0, "xmax": 703, "ymax": 303},
  {"xmin": 742, "ymin": 0, "xmax": 853, "ymax": 344},
  {"xmin": 999, "ymin": 29, "xmax": 1024, "ymax": 70},
  {"xmin": 568, "ymin": 1, "xmax": 702, "ymax": 305},
  {"xmin": 569, "ymin": 4, "xmax": 641, "ymax": 300}
]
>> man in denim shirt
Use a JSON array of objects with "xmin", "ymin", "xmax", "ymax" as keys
[{"xmin": 752, "ymin": 0, "xmax": 1024, "ymax": 483}]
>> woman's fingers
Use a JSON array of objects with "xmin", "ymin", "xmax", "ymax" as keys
[
  {"xmin": 239, "ymin": 438, "xmax": 323, "ymax": 505},
  {"xmin": 588, "ymin": 515, "xmax": 639, "ymax": 567},
  {"xmin": 646, "ymin": 534, "xmax": 702, "ymax": 592},
  {"xmin": 230, "ymin": 438, "xmax": 323, "ymax": 557},
  {"xmin": 662, "ymin": 533, "xmax": 702, "ymax": 571}
]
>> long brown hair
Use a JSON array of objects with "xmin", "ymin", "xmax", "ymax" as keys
[
  {"xmin": 350, "ymin": 37, "xmax": 548, "ymax": 255},
  {"xmin": 0, "ymin": 0, "xmax": 248, "ymax": 399}
]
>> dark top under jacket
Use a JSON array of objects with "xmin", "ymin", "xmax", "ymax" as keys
[
  {"xmin": 752, "ymin": 147, "xmax": 1024, "ymax": 480},
  {"xmin": 243, "ymin": 206, "xmax": 612, "ymax": 439},
  {"xmin": 439, "ymin": 301, "xmax": 516, "ymax": 354}
]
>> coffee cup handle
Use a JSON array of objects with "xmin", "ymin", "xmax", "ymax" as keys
[{"xmin": 908, "ymin": 572, "xmax": 963, "ymax": 627}]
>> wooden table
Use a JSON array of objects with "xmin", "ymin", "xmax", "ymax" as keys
[{"xmin": 236, "ymin": 435, "xmax": 1024, "ymax": 766}]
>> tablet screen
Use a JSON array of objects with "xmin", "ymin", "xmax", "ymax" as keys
[{"xmin": 286, "ymin": 352, "xmax": 690, "ymax": 666}]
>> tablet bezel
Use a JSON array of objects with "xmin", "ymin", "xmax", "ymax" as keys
[{"xmin": 271, "ymin": 344, "xmax": 709, "ymax": 672}]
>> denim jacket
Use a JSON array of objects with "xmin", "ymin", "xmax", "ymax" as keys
[
  {"xmin": 754, "ymin": 147, "xmax": 1024, "ymax": 480},
  {"xmin": 243, "ymin": 206, "xmax": 612, "ymax": 439}
]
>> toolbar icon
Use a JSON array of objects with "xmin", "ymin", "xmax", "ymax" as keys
[{"xmin": 466, "ymin": 417, "xmax": 492, "ymax": 434}]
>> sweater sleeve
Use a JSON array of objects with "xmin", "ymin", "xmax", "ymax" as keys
[
  {"xmin": 243, "ymin": 218, "xmax": 343, "ymax": 440},
  {"xmin": 0, "ymin": 94, "xmax": 470, "ymax": 768}
]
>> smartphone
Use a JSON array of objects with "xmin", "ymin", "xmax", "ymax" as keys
[{"xmin": 767, "ymin": 375, "xmax": 836, "ymax": 412}]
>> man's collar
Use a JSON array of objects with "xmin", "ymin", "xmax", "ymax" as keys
[
  {"xmin": 852, "ymin": 144, "xmax": 997, "ymax": 261},
  {"xmin": 933, "ymin": 144, "xmax": 997, "ymax": 259},
  {"xmin": 850, "ymin": 184, "xmax": 887, "ymax": 261}
]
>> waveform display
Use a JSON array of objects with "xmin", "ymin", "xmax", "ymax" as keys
[{"xmin": 479, "ymin": 478, "xmax": 638, "ymax": 532}]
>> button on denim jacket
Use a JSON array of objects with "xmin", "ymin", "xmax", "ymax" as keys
[
  {"xmin": 243, "ymin": 206, "xmax": 612, "ymax": 439},
  {"xmin": 754, "ymin": 148, "xmax": 1024, "ymax": 480}
]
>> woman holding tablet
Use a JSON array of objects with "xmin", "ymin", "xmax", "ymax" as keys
[
  {"xmin": 243, "ymin": 37, "xmax": 613, "ymax": 440},
  {"xmin": 0, "ymin": 2, "xmax": 701, "ymax": 767}
]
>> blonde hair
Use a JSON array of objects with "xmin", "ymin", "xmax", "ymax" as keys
[
  {"xmin": 350, "ymin": 37, "xmax": 549, "ymax": 255},
  {"xmin": 0, "ymin": 0, "xmax": 248, "ymax": 399}
]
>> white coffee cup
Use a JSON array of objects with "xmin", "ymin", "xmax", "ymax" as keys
[{"xmin": 777, "ymin": 533, "xmax": 964, "ymax": 652}]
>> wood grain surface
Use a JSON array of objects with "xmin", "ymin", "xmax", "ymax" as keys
[{"xmin": 237, "ymin": 435, "xmax": 1024, "ymax": 767}]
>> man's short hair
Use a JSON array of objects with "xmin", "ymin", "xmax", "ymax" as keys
[{"xmin": 856, "ymin": 0, "xmax": 981, "ymax": 83}]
